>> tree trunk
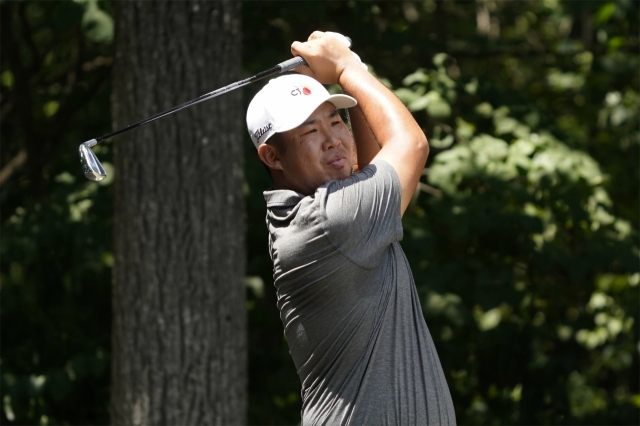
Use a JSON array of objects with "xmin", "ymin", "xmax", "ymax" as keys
[{"xmin": 110, "ymin": 1, "xmax": 246, "ymax": 424}]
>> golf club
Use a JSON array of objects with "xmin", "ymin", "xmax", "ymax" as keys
[
  {"xmin": 79, "ymin": 56, "xmax": 308, "ymax": 181},
  {"xmin": 79, "ymin": 33, "xmax": 357, "ymax": 181}
]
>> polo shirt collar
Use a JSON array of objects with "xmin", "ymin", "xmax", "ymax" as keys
[{"xmin": 264, "ymin": 189, "xmax": 305, "ymax": 208}]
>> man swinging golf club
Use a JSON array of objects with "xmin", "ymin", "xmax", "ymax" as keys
[{"xmin": 247, "ymin": 32, "xmax": 456, "ymax": 425}]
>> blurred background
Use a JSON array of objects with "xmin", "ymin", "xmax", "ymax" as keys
[{"xmin": 1, "ymin": 0, "xmax": 638, "ymax": 424}]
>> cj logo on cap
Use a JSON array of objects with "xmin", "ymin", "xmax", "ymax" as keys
[{"xmin": 291, "ymin": 81, "xmax": 314, "ymax": 96}]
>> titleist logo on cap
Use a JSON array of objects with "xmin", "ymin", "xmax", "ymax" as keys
[{"xmin": 253, "ymin": 123, "xmax": 273, "ymax": 140}]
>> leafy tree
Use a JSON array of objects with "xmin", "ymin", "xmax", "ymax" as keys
[
  {"xmin": 395, "ymin": 55, "xmax": 637, "ymax": 424},
  {"xmin": 1, "ymin": 1, "xmax": 114, "ymax": 424}
]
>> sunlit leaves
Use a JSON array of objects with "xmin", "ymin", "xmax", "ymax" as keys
[
  {"xmin": 54, "ymin": 172, "xmax": 76, "ymax": 185},
  {"xmin": 429, "ymin": 126, "xmax": 454, "ymax": 149},
  {"xmin": 463, "ymin": 78, "xmax": 478, "ymax": 95},
  {"xmin": 77, "ymin": 0, "xmax": 114, "ymax": 43},
  {"xmin": 1, "ymin": 70, "xmax": 14, "ymax": 89},
  {"xmin": 42, "ymin": 101, "xmax": 59, "ymax": 117},
  {"xmin": 546, "ymin": 69, "xmax": 585, "ymax": 92},
  {"xmin": 433, "ymin": 53, "xmax": 448, "ymax": 67},
  {"xmin": 455, "ymin": 118, "xmax": 475, "ymax": 141},
  {"xmin": 408, "ymin": 91, "xmax": 451, "ymax": 118},
  {"xmin": 599, "ymin": 89, "xmax": 639, "ymax": 129},
  {"xmin": 394, "ymin": 54, "xmax": 455, "ymax": 119},
  {"xmin": 390, "ymin": 5, "xmax": 638, "ymax": 418},
  {"xmin": 567, "ymin": 371, "xmax": 608, "ymax": 417},
  {"xmin": 402, "ymin": 68, "xmax": 429, "ymax": 86},
  {"xmin": 573, "ymin": 289, "xmax": 635, "ymax": 351},
  {"xmin": 573, "ymin": 51, "xmax": 593, "ymax": 72},
  {"xmin": 595, "ymin": 2, "xmax": 617, "ymax": 25},
  {"xmin": 424, "ymin": 292, "xmax": 465, "ymax": 326},
  {"xmin": 474, "ymin": 305, "xmax": 504, "ymax": 331},
  {"xmin": 475, "ymin": 102, "xmax": 493, "ymax": 118}
]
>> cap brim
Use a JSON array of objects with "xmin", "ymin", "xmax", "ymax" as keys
[
  {"xmin": 276, "ymin": 94, "xmax": 357, "ymax": 133},
  {"xmin": 326, "ymin": 94, "xmax": 357, "ymax": 109}
]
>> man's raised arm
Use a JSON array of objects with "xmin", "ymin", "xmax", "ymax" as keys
[{"xmin": 292, "ymin": 32, "xmax": 429, "ymax": 216}]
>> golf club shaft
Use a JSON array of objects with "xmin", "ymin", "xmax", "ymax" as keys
[{"xmin": 93, "ymin": 56, "xmax": 307, "ymax": 145}]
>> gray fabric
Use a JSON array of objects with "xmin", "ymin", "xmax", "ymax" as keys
[{"xmin": 264, "ymin": 160, "xmax": 456, "ymax": 426}]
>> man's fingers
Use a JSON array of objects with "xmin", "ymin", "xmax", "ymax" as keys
[
  {"xmin": 291, "ymin": 32, "xmax": 349, "ymax": 84},
  {"xmin": 291, "ymin": 40, "xmax": 309, "ymax": 58},
  {"xmin": 291, "ymin": 40, "xmax": 319, "ymax": 63},
  {"xmin": 291, "ymin": 41, "xmax": 301, "ymax": 55},
  {"xmin": 292, "ymin": 65, "xmax": 313, "ymax": 78},
  {"xmin": 308, "ymin": 31, "xmax": 325, "ymax": 41},
  {"xmin": 289, "ymin": 42, "xmax": 313, "ymax": 77}
]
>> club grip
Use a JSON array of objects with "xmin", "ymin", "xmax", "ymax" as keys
[{"xmin": 278, "ymin": 56, "xmax": 307, "ymax": 73}]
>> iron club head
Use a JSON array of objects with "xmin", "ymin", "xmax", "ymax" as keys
[{"xmin": 79, "ymin": 139, "xmax": 107, "ymax": 181}]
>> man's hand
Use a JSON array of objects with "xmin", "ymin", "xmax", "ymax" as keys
[{"xmin": 291, "ymin": 31, "xmax": 361, "ymax": 85}]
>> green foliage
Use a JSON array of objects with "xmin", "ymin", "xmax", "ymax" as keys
[
  {"xmin": 1, "ymin": 1, "xmax": 114, "ymax": 424},
  {"xmin": 2, "ymin": 0, "xmax": 638, "ymax": 425},
  {"xmin": 392, "ymin": 15, "xmax": 638, "ymax": 421},
  {"xmin": 1, "ymin": 176, "xmax": 114, "ymax": 425},
  {"xmin": 80, "ymin": 0, "xmax": 114, "ymax": 43},
  {"xmin": 412, "ymin": 96, "xmax": 637, "ymax": 423}
]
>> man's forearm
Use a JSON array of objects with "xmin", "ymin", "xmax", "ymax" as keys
[
  {"xmin": 348, "ymin": 104, "xmax": 380, "ymax": 170},
  {"xmin": 338, "ymin": 65, "xmax": 425, "ymax": 151},
  {"xmin": 339, "ymin": 62, "xmax": 429, "ymax": 214}
]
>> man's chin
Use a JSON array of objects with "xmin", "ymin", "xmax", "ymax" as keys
[
  {"xmin": 331, "ymin": 166, "xmax": 353, "ymax": 181},
  {"xmin": 308, "ymin": 165, "xmax": 354, "ymax": 190}
]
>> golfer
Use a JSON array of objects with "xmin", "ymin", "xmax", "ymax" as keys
[{"xmin": 246, "ymin": 32, "xmax": 456, "ymax": 425}]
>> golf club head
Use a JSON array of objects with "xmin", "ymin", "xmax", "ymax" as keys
[{"xmin": 79, "ymin": 140, "xmax": 107, "ymax": 181}]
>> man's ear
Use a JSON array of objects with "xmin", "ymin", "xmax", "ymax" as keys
[{"xmin": 257, "ymin": 143, "xmax": 283, "ymax": 171}]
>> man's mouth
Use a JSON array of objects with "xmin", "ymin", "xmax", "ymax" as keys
[{"xmin": 326, "ymin": 154, "xmax": 347, "ymax": 168}]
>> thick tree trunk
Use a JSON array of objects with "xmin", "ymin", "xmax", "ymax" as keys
[{"xmin": 110, "ymin": 1, "xmax": 246, "ymax": 424}]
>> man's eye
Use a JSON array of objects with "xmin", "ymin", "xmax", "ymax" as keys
[
  {"xmin": 331, "ymin": 121, "xmax": 341, "ymax": 126},
  {"xmin": 303, "ymin": 129, "xmax": 317, "ymax": 135}
]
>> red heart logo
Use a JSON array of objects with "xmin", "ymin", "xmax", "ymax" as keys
[{"xmin": 303, "ymin": 87, "xmax": 312, "ymax": 95}]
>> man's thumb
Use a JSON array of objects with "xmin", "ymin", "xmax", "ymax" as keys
[{"xmin": 291, "ymin": 41, "xmax": 305, "ymax": 57}]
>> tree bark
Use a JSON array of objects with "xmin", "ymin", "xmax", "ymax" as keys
[{"xmin": 110, "ymin": 1, "xmax": 246, "ymax": 424}]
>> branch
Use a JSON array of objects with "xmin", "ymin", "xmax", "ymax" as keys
[
  {"xmin": 39, "ymin": 56, "xmax": 111, "ymax": 87},
  {"xmin": 418, "ymin": 182, "xmax": 443, "ymax": 198},
  {"xmin": 50, "ymin": 64, "xmax": 112, "ymax": 135},
  {"xmin": 1, "ymin": 99, "xmax": 13, "ymax": 121},
  {"xmin": 60, "ymin": 27, "xmax": 85, "ymax": 97},
  {"xmin": 0, "ymin": 150, "xmax": 27, "ymax": 185},
  {"xmin": 81, "ymin": 56, "xmax": 113, "ymax": 72},
  {"xmin": 1, "ymin": 2, "xmax": 34, "ymax": 138},
  {"xmin": 18, "ymin": 2, "xmax": 41, "ymax": 73}
]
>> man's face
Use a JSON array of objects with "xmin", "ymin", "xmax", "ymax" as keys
[{"xmin": 274, "ymin": 102, "xmax": 353, "ymax": 194}]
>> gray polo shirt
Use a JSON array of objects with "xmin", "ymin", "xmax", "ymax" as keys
[{"xmin": 264, "ymin": 160, "xmax": 456, "ymax": 425}]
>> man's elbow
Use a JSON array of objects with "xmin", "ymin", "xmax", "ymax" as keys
[{"xmin": 415, "ymin": 132, "xmax": 430, "ymax": 162}]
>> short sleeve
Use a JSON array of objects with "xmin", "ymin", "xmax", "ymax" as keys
[{"xmin": 318, "ymin": 160, "xmax": 404, "ymax": 269}]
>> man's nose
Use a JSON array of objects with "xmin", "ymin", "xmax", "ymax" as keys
[{"xmin": 322, "ymin": 129, "xmax": 342, "ymax": 150}]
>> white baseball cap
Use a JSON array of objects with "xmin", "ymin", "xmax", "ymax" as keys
[{"xmin": 246, "ymin": 74, "xmax": 357, "ymax": 148}]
